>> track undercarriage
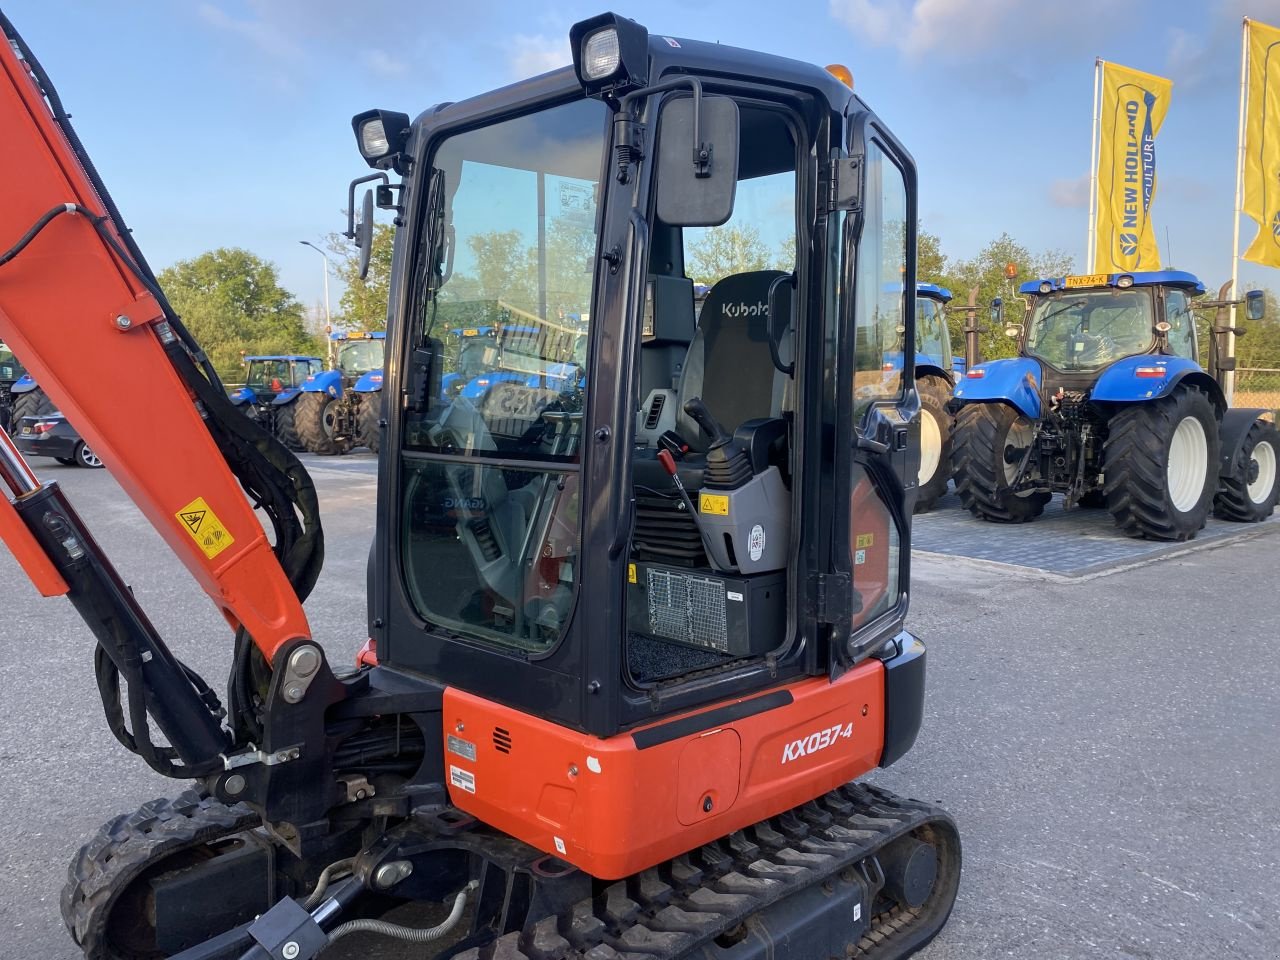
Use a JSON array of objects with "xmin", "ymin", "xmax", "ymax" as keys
[{"xmin": 64, "ymin": 783, "xmax": 960, "ymax": 960}]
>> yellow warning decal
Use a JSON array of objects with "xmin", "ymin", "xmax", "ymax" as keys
[
  {"xmin": 855, "ymin": 533, "xmax": 875, "ymax": 549},
  {"xmin": 175, "ymin": 496, "xmax": 235, "ymax": 560},
  {"xmin": 699, "ymin": 493, "xmax": 729, "ymax": 516},
  {"xmin": 628, "ymin": 563, "xmax": 638, "ymax": 584}
]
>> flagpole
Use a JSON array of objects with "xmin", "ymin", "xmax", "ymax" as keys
[
  {"xmin": 1229, "ymin": 17, "xmax": 1249, "ymax": 404},
  {"xmin": 1087, "ymin": 58, "xmax": 1102, "ymax": 270}
]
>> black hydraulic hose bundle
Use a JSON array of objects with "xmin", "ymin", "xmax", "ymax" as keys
[{"xmin": 0, "ymin": 9, "xmax": 325, "ymax": 770}]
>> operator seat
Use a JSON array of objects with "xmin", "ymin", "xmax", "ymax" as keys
[{"xmin": 676, "ymin": 269, "xmax": 793, "ymax": 450}]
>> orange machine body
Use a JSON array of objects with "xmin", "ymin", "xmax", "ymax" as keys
[
  {"xmin": 0, "ymin": 43, "xmax": 309, "ymax": 657},
  {"xmin": 442, "ymin": 660, "xmax": 886, "ymax": 879}
]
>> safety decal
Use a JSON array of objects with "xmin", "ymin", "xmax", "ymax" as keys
[
  {"xmin": 449, "ymin": 765, "xmax": 476, "ymax": 794},
  {"xmin": 855, "ymin": 532, "xmax": 875, "ymax": 549},
  {"xmin": 700, "ymin": 493, "xmax": 729, "ymax": 515},
  {"xmin": 628, "ymin": 562, "xmax": 638, "ymax": 584},
  {"xmin": 175, "ymin": 496, "xmax": 235, "ymax": 560}
]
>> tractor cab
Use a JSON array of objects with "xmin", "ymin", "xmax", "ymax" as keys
[
  {"xmin": 915, "ymin": 283, "xmax": 955, "ymax": 377},
  {"xmin": 332, "ymin": 330, "xmax": 386, "ymax": 380},
  {"xmin": 236, "ymin": 355, "xmax": 322, "ymax": 401},
  {"xmin": 0, "ymin": 340, "xmax": 23, "ymax": 383}
]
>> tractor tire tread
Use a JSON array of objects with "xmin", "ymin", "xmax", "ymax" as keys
[
  {"xmin": 356, "ymin": 394, "xmax": 381, "ymax": 453},
  {"xmin": 951, "ymin": 403, "xmax": 1048, "ymax": 523},
  {"xmin": 1213, "ymin": 418, "xmax": 1280, "ymax": 522},
  {"xmin": 9, "ymin": 386, "xmax": 55, "ymax": 433},
  {"xmin": 913, "ymin": 376, "xmax": 953, "ymax": 514},
  {"xmin": 296, "ymin": 392, "xmax": 341, "ymax": 455}
]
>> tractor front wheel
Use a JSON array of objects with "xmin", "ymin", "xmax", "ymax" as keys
[
  {"xmin": 951, "ymin": 402, "xmax": 1050, "ymax": 523},
  {"xmin": 295, "ymin": 393, "xmax": 341, "ymax": 455},
  {"xmin": 1103, "ymin": 387, "xmax": 1219, "ymax": 541},
  {"xmin": 356, "ymin": 395, "xmax": 381, "ymax": 454},
  {"xmin": 1213, "ymin": 419, "xmax": 1280, "ymax": 522},
  {"xmin": 914, "ymin": 376, "xmax": 953, "ymax": 513}
]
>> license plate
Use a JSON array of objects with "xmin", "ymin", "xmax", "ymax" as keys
[
  {"xmin": 20, "ymin": 427, "xmax": 30, "ymax": 435},
  {"xmin": 461, "ymin": 328, "xmax": 480, "ymax": 337},
  {"xmin": 1065, "ymin": 274, "xmax": 1109, "ymax": 289}
]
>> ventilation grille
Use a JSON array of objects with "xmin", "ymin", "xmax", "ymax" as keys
[
  {"xmin": 493, "ymin": 727, "xmax": 512, "ymax": 754},
  {"xmin": 644, "ymin": 393, "xmax": 666, "ymax": 430},
  {"xmin": 646, "ymin": 568, "xmax": 729, "ymax": 652},
  {"xmin": 632, "ymin": 494, "xmax": 707, "ymax": 566},
  {"xmin": 468, "ymin": 517, "xmax": 501, "ymax": 562}
]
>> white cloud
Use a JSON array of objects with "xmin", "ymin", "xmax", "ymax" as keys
[
  {"xmin": 508, "ymin": 33, "xmax": 571, "ymax": 79},
  {"xmin": 197, "ymin": 3, "xmax": 304, "ymax": 64},
  {"xmin": 1048, "ymin": 174, "xmax": 1090, "ymax": 209},
  {"xmin": 829, "ymin": 0, "xmax": 1111, "ymax": 63},
  {"xmin": 361, "ymin": 48, "xmax": 408, "ymax": 78}
]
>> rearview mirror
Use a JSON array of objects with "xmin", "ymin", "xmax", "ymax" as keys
[
  {"xmin": 1246, "ymin": 288, "xmax": 1265, "ymax": 321},
  {"xmin": 655, "ymin": 95, "xmax": 739, "ymax": 227},
  {"xmin": 355, "ymin": 188, "xmax": 374, "ymax": 280},
  {"xmin": 990, "ymin": 297, "xmax": 1004, "ymax": 326}
]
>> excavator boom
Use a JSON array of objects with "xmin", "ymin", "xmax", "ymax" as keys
[{"xmin": 0, "ymin": 14, "xmax": 311, "ymax": 661}]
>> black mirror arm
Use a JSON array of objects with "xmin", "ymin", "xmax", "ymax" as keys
[
  {"xmin": 766, "ymin": 273, "xmax": 797, "ymax": 376},
  {"xmin": 344, "ymin": 172, "xmax": 389, "ymax": 239},
  {"xmin": 616, "ymin": 76, "xmax": 707, "ymax": 183}
]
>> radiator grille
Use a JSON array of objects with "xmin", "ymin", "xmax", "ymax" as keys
[{"xmin": 646, "ymin": 568, "xmax": 729, "ymax": 652}]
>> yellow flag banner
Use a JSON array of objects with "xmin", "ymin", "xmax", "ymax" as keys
[
  {"xmin": 1242, "ymin": 20, "xmax": 1280, "ymax": 268},
  {"xmin": 1094, "ymin": 62, "xmax": 1173, "ymax": 274}
]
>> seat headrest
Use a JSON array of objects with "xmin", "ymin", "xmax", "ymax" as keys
[{"xmin": 697, "ymin": 270, "xmax": 792, "ymax": 344}]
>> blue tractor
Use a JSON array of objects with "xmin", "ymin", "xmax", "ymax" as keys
[
  {"xmin": 950, "ymin": 271, "xmax": 1279, "ymax": 540},
  {"xmin": 295, "ymin": 330, "xmax": 385, "ymax": 454},
  {"xmin": 912, "ymin": 283, "xmax": 963, "ymax": 511},
  {"xmin": 228, "ymin": 354, "xmax": 323, "ymax": 450},
  {"xmin": 2, "ymin": 344, "xmax": 44, "ymax": 433},
  {"xmin": 444, "ymin": 321, "xmax": 586, "ymax": 402}
]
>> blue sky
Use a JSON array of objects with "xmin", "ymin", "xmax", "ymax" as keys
[{"xmin": 8, "ymin": 0, "xmax": 1280, "ymax": 314}]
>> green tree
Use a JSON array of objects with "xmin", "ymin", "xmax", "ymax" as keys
[
  {"xmin": 917, "ymin": 227, "xmax": 947, "ymax": 282},
  {"xmin": 326, "ymin": 223, "xmax": 394, "ymax": 333},
  {"xmin": 159, "ymin": 248, "xmax": 317, "ymax": 380},
  {"xmin": 686, "ymin": 225, "xmax": 771, "ymax": 286}
]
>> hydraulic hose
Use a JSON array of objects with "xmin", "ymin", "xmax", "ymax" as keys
[{"xmin": 323, "ymin": 880, "xmax": 478, "ymax": 949}]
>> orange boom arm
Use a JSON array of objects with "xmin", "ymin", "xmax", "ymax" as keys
[{"xmin": 0, "ymin": 29, "xmax": 311, "ymax": 661}]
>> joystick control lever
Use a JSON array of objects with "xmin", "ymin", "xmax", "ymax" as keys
[{"xmin": 682, "ymin": 397, "xmax": 732, "ymax": 449}]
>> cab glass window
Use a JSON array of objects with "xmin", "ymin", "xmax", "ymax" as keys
[{"xmin": 1164, "ymin": 289, "xmax": 1196, "ymax": 360}]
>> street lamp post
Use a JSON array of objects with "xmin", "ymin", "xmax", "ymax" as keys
[{"xmin": 300, "ymin": 240, "xmax": 334, "ymax": 367}]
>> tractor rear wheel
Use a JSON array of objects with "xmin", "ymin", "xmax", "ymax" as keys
[
  {"xmin": 914, "ymin": 376, "xmax": 952, "ymax": 513},
  {"xmin": 272, "ymin": 401, "xmax": 304, "ymax": 451},
  {"xmin": 356, "ymin": 395, "xmax": 381, "ymax": 454},
  {"xmin": 295, "ymin": 393, "xmax": 341, "ymax": 455},
  {"xmin": 951, "ymin": 402, "xmax": 1050, "ymax": 522},
  {"xmin": 9, "ymin": 386, "xmax": 54, "ymax": 432},
  {"xmin": 1213, "ymin": 419, "xmax": 1280, "ymax": 522},
  {"xmin": 1103, "ymin": 387, "xmax": 1219, "ymax": 541}
]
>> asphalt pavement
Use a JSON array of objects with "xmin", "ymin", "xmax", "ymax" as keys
[{"xmin": 0, "ymin": 455, "xmax": 1276, "ymax": 959}]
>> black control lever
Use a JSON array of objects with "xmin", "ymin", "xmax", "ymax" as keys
[
  {"xmin": 682, "ymin": 397, "xmax": 731, "ymax": 448},
  {"xmin": 657, "ymin": 430, "xmax": 689, "ymax": 460}
]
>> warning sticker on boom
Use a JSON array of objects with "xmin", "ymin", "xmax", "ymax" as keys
[{"xmin": 175, "ymin": 496, "xmax": 235, "ymax": 560}]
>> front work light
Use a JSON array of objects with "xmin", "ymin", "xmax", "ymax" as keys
[
  {"xmin": 570, "ymin": 13, "xmax": 648, "ymax": 96},
  {"xmin": 1116, "ymin": 275, "xmax": 1134, "ymax": 288},
  {"xmin": 352, "ymin": 109, "xmax": 411, "ymax": 172},
  {"xmin": 582, "ymin": 28, "xmax": 621, "ymax": 79},
  {"xmin": 1039, "ymin": 281, "xmax": 1052, "ymax": 294}
]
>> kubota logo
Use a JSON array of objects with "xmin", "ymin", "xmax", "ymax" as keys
[
  {"xmin": 723, "ymin": 300, "xmax": 768, "ymax": 318},
  {"xmin": 781, "ymin": 721, "xmax": 855, "ymax": 763}
]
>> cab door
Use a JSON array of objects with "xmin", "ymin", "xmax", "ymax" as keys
[{"xmin": 828, "ymin": 116, "xmax": 919, "ymax": 673}]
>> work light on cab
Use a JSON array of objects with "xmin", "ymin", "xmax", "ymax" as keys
[
  {"xmin": 569, "ymin": 13, "xmax": 648, "ymax": 95},
  {"xmin": 351, "ymin": 108, "xmax": 411, "ymax": 171}
]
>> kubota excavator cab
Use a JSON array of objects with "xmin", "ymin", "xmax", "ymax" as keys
[{"xmin": 0, "ymin": 10, "xmax": 959, "ymax": 960}]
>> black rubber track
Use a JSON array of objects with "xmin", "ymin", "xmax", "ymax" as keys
[
  {"xmin": 455, "ymin": 784, "xmax": 960, "ymax": 960},
  {"xmin": 9, "ymin": 385, "xmax": 54, "ymax": 432},
  {"xmin": 273, "ymin": 400, "xmax": 304, "ymax": 452},
  {"xmin": 1102, "ymin": 387, "xmax": 1219, "ymax": 541},
  {"xmin": 951, "ymin": 402, "xmax": 1049, "ymax": 522},
  {"xmin": 1213, "ymin": 418, "xmax": 1280, "ymax": 522},
  {"xmin": 61, "ymin": 790, "xmax": 258, "ymax": 960},
  {"xmin": 913, "ymin": 376, "xmax": 952, "ymax": 514},
  {"xmin": 356, "ymin": 394, "xmax": 381, "ymax": 454},
  {"xmin": 296, "ymin": 392, "xmax": 342, "ymax": 455}
]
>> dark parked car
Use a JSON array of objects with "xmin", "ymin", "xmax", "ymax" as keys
[{"xmin": 15, "ymin": 413, "xmax": 103, "ymax": 468}]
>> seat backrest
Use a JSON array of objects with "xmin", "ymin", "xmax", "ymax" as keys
[{"xmin": 676, "ymin": 270, "xmax": 792, "ymax": 449}]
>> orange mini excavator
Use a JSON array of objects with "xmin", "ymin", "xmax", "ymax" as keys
[{"xmin": 0, "ymin": 9, "xmax": 959, "ymax": 959}]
